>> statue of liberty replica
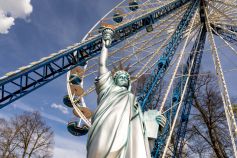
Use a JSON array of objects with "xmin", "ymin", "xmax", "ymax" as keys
[{"xmin": 87, "ymin": 25, "xmax": 166, "ymax": 158}]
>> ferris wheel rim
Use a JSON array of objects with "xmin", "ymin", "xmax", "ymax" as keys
[
  {"xmin": 64, "ymin": 2, "xmax": 237, "ymax": 156},
  {"xmin": 66, "ymin": 0, "xmax": 193, "ymax": 126}
]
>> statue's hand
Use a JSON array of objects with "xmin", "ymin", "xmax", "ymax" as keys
[
  {"xmin": 102, "ymin": 28, "xmax": 114, "ymax": 48},
  {"xmin": 155, "ymin": 114, "xmax": 166, "ymax": 129}
]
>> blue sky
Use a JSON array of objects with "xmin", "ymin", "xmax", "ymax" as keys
[
  {"xmin": 0, "ymin": 0, "xmax": 118, "ymax": 157},
  {"xmin": 1, "ymin": 1, "xmax": 237, "ymax": 158}
]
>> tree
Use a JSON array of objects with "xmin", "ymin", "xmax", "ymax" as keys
[
  {"xmin": 184, "ymin": 73, "xmax": 232, "ymax": 157},
  {"xmin": 146, "ymin": 72, "xmax": 233, "ymax": 157},
  {"xmin": 0, "ymin": 111, "xmax": 54, "ymax": 158},
  {"xmin": 132, "ymin": 73, "xmax": 166, "ymax": 110}
]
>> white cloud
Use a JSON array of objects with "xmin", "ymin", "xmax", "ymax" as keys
[
  {"xmin": 53, "ymin": 135, "xmax": 87, "ymax": 158},
  {"xmin": 51, "ymin": 103, "xmax": 69, "ymax": 114},
  {"xmin": 0, "ymin": 10, "xmax": 14, "ymax": 34},
  {"xmin": 41, "ymin": 112, "xmax": 67, "ymax": 125},
  {"xmin": 12, "ymin": 101, "xmax": 67, "ymax": 125},
  {"xmin": 0, "ymin": 0, "xmax": 33, "ymax": 34}
]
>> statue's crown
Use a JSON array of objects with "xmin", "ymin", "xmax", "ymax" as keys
[
  {"xmin": 111, "ymin": 62, "xmax": 136, "ymax": 81},
  {"xmin": 113, "ymin": 70, "xmax": 130, "ymax": 81}
]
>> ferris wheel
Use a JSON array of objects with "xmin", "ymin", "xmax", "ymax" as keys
[
  {"xmin": 1, "ymin": 0, "xmax": 237, "ymax": 157},
  {"xmin": 64, "ymin": 0, "xmax": 237, "ymax": 156}
]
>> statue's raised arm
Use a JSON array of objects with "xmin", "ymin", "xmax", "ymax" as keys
[{"xmin": 99, "ymin": 40, "xmax": 109, "ymax": 75}]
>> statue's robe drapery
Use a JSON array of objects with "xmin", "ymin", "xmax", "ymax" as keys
[{"xmin": 87, "ymin": 71, "xmax": 150, "ymax": 158}]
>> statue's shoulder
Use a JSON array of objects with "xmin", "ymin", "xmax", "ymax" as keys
[
  {"xmin": 96, "ymin": 71, "xmax": 112, "ymax": 81},
  {"xmin": 95, "ymin": 71, "xmax": 115, "ymax": 93}
]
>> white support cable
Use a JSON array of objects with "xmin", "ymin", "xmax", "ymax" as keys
[
  {"xmin": 212, "ymin": 27, "xmax": 237, "ymax": 58},
  {"xmin": 161, "ymin": 9, "xmax": 199, "ymax": 158},
  {"xmin": 135, "ymin": 32, "xmax": 174, "ymax": 78},
  {"xmin": 214, "ymin": 22, "xmax": 237, "ymax": 27},
  {"xmin": 82, "ymin": 26, "xmax": 200, "ymax": 99},
  {"xmin": 84, "ymin": 25, "xmax": 179, "ymax": 78},
  {"xmin": 82, "ymin": 25, "xmax": 200, "ymax": 97},
  {"xmin": 82, "ymin": 37, "xmax": 237, "ymax": 98},
  {"xmin": 86, "ymin": 3, "xmax": 189, "ymax": 63},
  {"xmin": 208, "ymin": 3, "xmax": 237, "ymax": 25},
  {"xmin": 135, "ymin": 18, "xmax": 200, "ymax": 78},
  {"xmin": 117, "ymin": 11, "xmax": 188, "ymax": 67},
  {"xmin": 179, "ymin": 68, "xmax": 237, "ymax": 76},
  {"xmin": 81, "ymin": 48, "xmax": 180, "ymax": 98},
  {"xmin": 80, "ymin": 6, "xmax": 185, "ymax": 96},
  {"xmin": 103, "ymin": 0, "xmax": 181, "ymax": 24},
  {"xmin": 215, "ymin": 23, "xmax": 237, "ymax": 37},
  {"xmin": 205, "ymin": 6, "xmax": 237, "ymax": 158},
  {"xmin": 214, "ymin": 0, "xmax": 231, "ymax": 12},
  {"xmin": 159, "ymin": 12, "xmax": 198, "ymax": 113},
  {"xmin": 84, "ymin": 8, "xmax": 185, "ymax": 72},
  {"xmin": 116, "ymin": 1, "xmax": 165, "ymax": 10},
  {"xmin": 212, "ymin": 0, "xmax": 237, "ymax": 8}
]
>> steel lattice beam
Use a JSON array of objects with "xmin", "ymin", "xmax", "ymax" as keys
[
  {"xmin": 151, "ymin": 24, "xmax": 206, "ymax": 158},
  {"xmin": 173, "ymin": 26, "xmax": 206, "ymax": 158},
  {"xmin": 172, "ymin": 3, "xmax": 207, "ymax": 156},
  {"xmin": 137, "ymin": 0, "xmax": 200, "ymax": 111},
  {"xmin": 0, "ymin": 0, "xmax": 191, "ymax": 108},
  {"xmin": 212, "ymin": 24, "xmax": 237, "ymax": 44}
]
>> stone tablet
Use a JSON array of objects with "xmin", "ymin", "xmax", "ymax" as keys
[{"xmin": 144, "ymin": 110, "xmax": 161, "ymax": 139}]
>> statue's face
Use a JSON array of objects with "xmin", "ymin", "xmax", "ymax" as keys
[{"xmin": 115, "ymin": 74, "xmax": 129, "ymax": 88}]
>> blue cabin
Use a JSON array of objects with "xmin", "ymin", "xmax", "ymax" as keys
[
  {"xmin": 67, "ymin": 121, "xmax": 89, "ymax": 136},
  {"xmin": 129, "ymin": 1, "xmax": 139, "ymax": 11}
]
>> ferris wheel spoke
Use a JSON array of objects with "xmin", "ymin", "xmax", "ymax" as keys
[
  {"xmin": 115, "ymin": 1, "xmax": 190, "ymax": 28},
  {"xmin": 212, "ymin": 27, "xmax": 237, "ymax": 58},
  {"xmin": 84, "ymin": 8, "xmax": 187, "ymax": 73},
  {"xmin": 88, "ymin": 2, "xmax": 188, "ymax": 39},
  {"xmin": 103, "ymin": 1, "xmax": 177, "ymax": 24},
  {"xmin": 221, "ymin": 9, "xmax": 237, "ymax": 18},
  {"xmin": 110, "ymin": 29, "xmax": 178, "ymax": 67},
  {"xmin": 121, "ymin": 34, "xmax": 174, "ymax": 63},
  {"xmin": 63, "ymin": 1, "xmax": 237, "ymax": 155},
  {"xmin": 83, "ymin": 38, "xmax": 176, "ymax": 96},
  {"xmin": 161, "ymin": 9, "xmax": 199, "ymax": 158},
  {"xmin": 208, "ymin": 3, "xmax": 237, "ymax": 25},
  {"xmin": 205, "ymin": 6, "xmax": 237, "ymax": 157},
  {"xmin": 135, "ymin": 32, "xmax": 174, "ymax": 78},
  {"xmin": 215, "ymin": 24, "xmax": 237, "ymax": 36},
  {"xmin": 214, "ymin": 22, "xmax": 237, "ymax": 28},
  {"xmin": 128, "ymin": 27, "xmax": 201, "ymax": 69},
  {"xmin": 83, "ymin": 21, "xmax": 200, "ymax": 98},
  {"xmin": 208, "ymin": 0, "xmax": 223, "ymax": 15},
  {"xmin": 216, "ymin": 2, "xmax": 233, "ymax": 11},
  {"xmin": 84, "ymin": 37, "xmax": 168, "ymax": 78},
  {"xmin": 208, "ymin": 3, "xmax": 234, "ymax": 21},
  {"xmin": 159, "ymin": 12, "xmax": 198, "ymax": 114},
  {"xmin": 212, "ymin": 0, "xmax": 237, "ymax": 8},
  {"xmin": 116, "ymin": 1, "xmax": 168, "ymax": 10},
  {"xmin": 94, "ymin": 15, "xmax": 181, "ymax": 68}
]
